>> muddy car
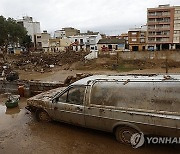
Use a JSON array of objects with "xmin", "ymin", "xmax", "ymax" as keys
[{"xmin": 26, "ymin": 74, "xmax": 180, "ymax": 144}]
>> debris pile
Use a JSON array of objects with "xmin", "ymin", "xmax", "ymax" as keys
[
  {"xmin": 10, "ymin": 51, "xmax": 88, "ymax": 72},
  {"xmin": 64, "ymin": 73, "xmax": 92, "ymax": 85}
]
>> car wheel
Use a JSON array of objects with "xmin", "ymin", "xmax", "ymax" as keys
[
  {"xmin": 115, "ymin": 126, "xmax": 138, "ymax": 145},
  {"xmin": 36, "ymin": 109, "xmax": 51, "ymax": 122}
]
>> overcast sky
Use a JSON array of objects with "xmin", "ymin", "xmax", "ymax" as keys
[{"xmin": 0, "ymin": 0, "xmax": 179, "ymax": 35}]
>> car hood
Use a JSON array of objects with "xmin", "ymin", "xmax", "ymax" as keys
[{"xmin": 27, "ymin": 87, "xmax": 67, "ymax": 105}]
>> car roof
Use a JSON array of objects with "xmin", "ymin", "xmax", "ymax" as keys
[{"xmin": 71, "ymin": 74, "xmax": 180, "ymax": 86}]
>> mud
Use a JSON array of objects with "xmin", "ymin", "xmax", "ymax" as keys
[
  {"xmin": 1, "ymin": 65, "xmax": 180, "ymax": 154},
  {"xmin": 0, "ymin": 94, "xmax": 179, "ymax": 154},
  {"xmin": 18, "ymin": 68, "xmax": 180, "ymax": 82}
]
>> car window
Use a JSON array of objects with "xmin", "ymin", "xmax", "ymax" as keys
[
  {"xmin": 58, "ymin": 91, "xmax": 68, "ymax": 103},
  {"xmin": 58, "ymin": 86, "xmax": 86, "ymax": 105}
]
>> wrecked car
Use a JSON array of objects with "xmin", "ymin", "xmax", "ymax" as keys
[{"xmin": 26, "ymin": 74, "xmax": 180, "ymax": 144}]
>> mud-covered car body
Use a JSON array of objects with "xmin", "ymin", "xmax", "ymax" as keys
[{"xmin": 27, "ymin": 75, "xmax": 180, "ymax": 137}]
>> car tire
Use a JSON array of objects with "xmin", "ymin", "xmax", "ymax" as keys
[
  {"xmin": 36, "ymin": 109, "xmax": 51, "ymax": 122},
  {"xmin": 115, "ymin": 126, "xmax": 138, "ymax": 145}
]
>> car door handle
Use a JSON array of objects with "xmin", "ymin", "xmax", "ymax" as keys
[{"xmin": 76, "ymin": 107, "xmax": 83, "ymax": 112}]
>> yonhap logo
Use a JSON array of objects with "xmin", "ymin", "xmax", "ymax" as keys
[
  {"xmin": 130, "ymin": 132, "xmax": 180, "ymax": 148},
  {"xmin": 130, "ymin": 132, "xmax": 145, "ymax": 148}
]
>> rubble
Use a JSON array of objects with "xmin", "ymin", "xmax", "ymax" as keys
[
  {"xmin": 64, "ymin": 73, "xmax": 92, "ymax": 85},
  {"xmin": 7, "ymin": 51, "xmax": 88, "ymax": 72}
]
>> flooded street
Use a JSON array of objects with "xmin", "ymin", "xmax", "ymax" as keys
[{"xmin": 0, "ymin": 94, "xmax": 179, "ymax": 154}]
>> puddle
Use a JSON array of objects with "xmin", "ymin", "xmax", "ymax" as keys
[
  {"xmin": 0, "ymin": 104, "xmax": 26, "ymax": 130},
  {"xmin": 0, "ymin": 104, "xmax": 6, "ymax": 114},
  {"xmin": 0, "ymin": 102, "xmax": 20, "ymax": 116},
  {"xmin": 6, "ymin": 106, "xmax": 21, "ymax": 115}
]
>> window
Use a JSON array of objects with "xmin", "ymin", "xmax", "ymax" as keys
[
  {"xmin": 80, "ymin": 39, "xmax": 83, "ymax": 43},
  {"xmin": 91, "ymin": 47, "xmax": 94, "ymax": 50},
  {"xmin": 58, "ymin": 86, "xmax": 86, "ymax": 105},
  {"xmin": 140, "ymin": 38, "xmax": 145, "ymax": 43},
  {"xmin": 174, "ymin": 31, "xmax": 180, "ymax": 34},
  {"xmin": 132, "ymin": 38, "xmax": 137, "ymax": 42},
  {"xmin": 131, "ymin": 32, "xmax": 137, "ymax": 35},
  {"xmin": 175, "ymin": 10, "xmax": 180, "ymax": 14},
  {"xmin": 163, "ymin": 31, "xmax": 169, "ymax": 35},
  {"xmin": 140, "ymin": 32, "xmax": 145, "ymax": 37},
  {"xmin": 148, "ymin": 38, "xmax": 155, "ymax": 42},
  {"xmin": 174, "ymin": 37, "xmax": 179, "ymax": 40}
]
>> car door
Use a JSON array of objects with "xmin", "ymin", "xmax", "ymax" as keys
[
  {"xmin": 84, "ymin": 82, "xmax": 115, "ymax": 132},
  {"xmin": 53, "ymin": 86, "xmax": 86, "ymax": 126}
]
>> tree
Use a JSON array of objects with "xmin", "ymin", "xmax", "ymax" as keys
[
  {"xmin": 0, "ymin": 16, "xmax": 8, "ymax": 48},
  {"xmin": 21, "ymin": 35, "xmax": 33, "ymax": 51},
  {"xmin": 0, "ymin": 15, "xmax": 32, "ymax": 54}
]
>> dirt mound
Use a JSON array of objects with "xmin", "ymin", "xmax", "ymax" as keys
[{"xmin": 7, "ymin": 51, "xmax": 88, "ymax": 72}]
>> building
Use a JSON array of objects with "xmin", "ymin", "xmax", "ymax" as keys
[
  {"xmin": 54, "ymin": 27, "xmax": 80, "ymax": 38},
  {"xmin": 147, "ymin": 4, "xmax": 180, "ymax": 51},
  {"xmin": 97, "ymin": 38, "xmax": 126, "ymax": 52},
  {"xmin": 49, "ymin": 38, "xmax": 71, "ymax": 52},
  {"xmin": 128, "ymin": 26, "xmax": 147, "ymax": 51},
  {"xmin": 54, "ymin": 30, "xmax": 66, "ymax": 39},
  {"xmin": 120, "ymin": 33, "xmax": 129, "ymax": 49},
  {"xmin": 173, "ymin": 6, "xmax": 180, "ymax": 49},
  {"xmin": 17, "ymin": 16, "xmax": 41, "ymax": 44},
  {"xmin": 34, "ymin": 31, "xmax": 51, "ymax": 52},
  {"xmin": 69, "ymin": 31, "xmax": 102, "ymax": 52},
  {"xmin": 120, "ymin": 33, "xmax": 128, "ymax": 42}
]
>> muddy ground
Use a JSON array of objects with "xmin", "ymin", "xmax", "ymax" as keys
[
  {"xmin": 1, "ymin": 53, "xmax": 180, "ymax": 153},
  {"xmin": 18, "ymin": 68, "xmax": 180, "ymax": 82},
  {"xmin": 0, "ymin": 94, "xmax": 180, "ymax": 154}
]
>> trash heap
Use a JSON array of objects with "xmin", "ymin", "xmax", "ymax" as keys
[{"xmin": 11, "ymin": 51, "xmax": 88, "ymax": 72}]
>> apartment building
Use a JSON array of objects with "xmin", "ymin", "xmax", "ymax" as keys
[
  {"xmin": 128, "ymin": 26, "xmax": 147, "ymax": 51},
  {"xmin": 17, "ymin": 16, "xmax": 41, "ymax": 44},
  {"xmin": 147, "ymin": 4, "xmax": 180, "ymax": 51},
  {"xmin": 173, "ymin": 6, "xmax": 180, "ymax": 49},
  {"xmin": 34, "ymin": 30, "xmax": 51, "ymax": 52}
]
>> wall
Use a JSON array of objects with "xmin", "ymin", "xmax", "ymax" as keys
[
  {"xmin": 60, "ymin": 38, "xmax": 71, "ymax": 47},
  {"xmin": 23, "ymin": 21, "xmax": 41, "ymax": 43},
  {"xmin": 98, "ymin": 44, "xmax": 125, "ymax": 51},
  {"xmin": 118, "ymin": 50, "xmax": 180, "ymax": 62},
  {"xmin": 0, "ymin": 80, "xmax": 64, "ymax": 97}
]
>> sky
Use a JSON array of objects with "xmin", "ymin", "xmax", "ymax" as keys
[{"xmin": 0, "ymin": 0, "xmax": 180, "ymax": 35}]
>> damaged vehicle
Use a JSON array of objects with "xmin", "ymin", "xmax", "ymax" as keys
[{"xmin": 26, "ymin": 74, "xmax": 180, "ymax": 144}]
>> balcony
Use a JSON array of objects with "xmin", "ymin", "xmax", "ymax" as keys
[
  {"xmin": 148, "ymin": 35, "xmax": 170, "ymax": 38},
  {"xmin": 148, "ymin": 12, "xmax": 170, "ymax": 18},
  {"xmin": 148, "ymin": 27, "xmax": 170, "ymax": 31},
  {"xmin": 148, "ymin": 38, "xmax": 171, "ymax": 44}
]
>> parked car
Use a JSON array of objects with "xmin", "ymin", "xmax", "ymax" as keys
[{"xmin": 26, "ymin": 74, "xmax": 180, "ymax": 144}]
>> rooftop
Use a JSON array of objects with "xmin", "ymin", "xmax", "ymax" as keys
[{"xmin": 98, "ymin": 38, "xmax": 125, "ymax": 44}]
